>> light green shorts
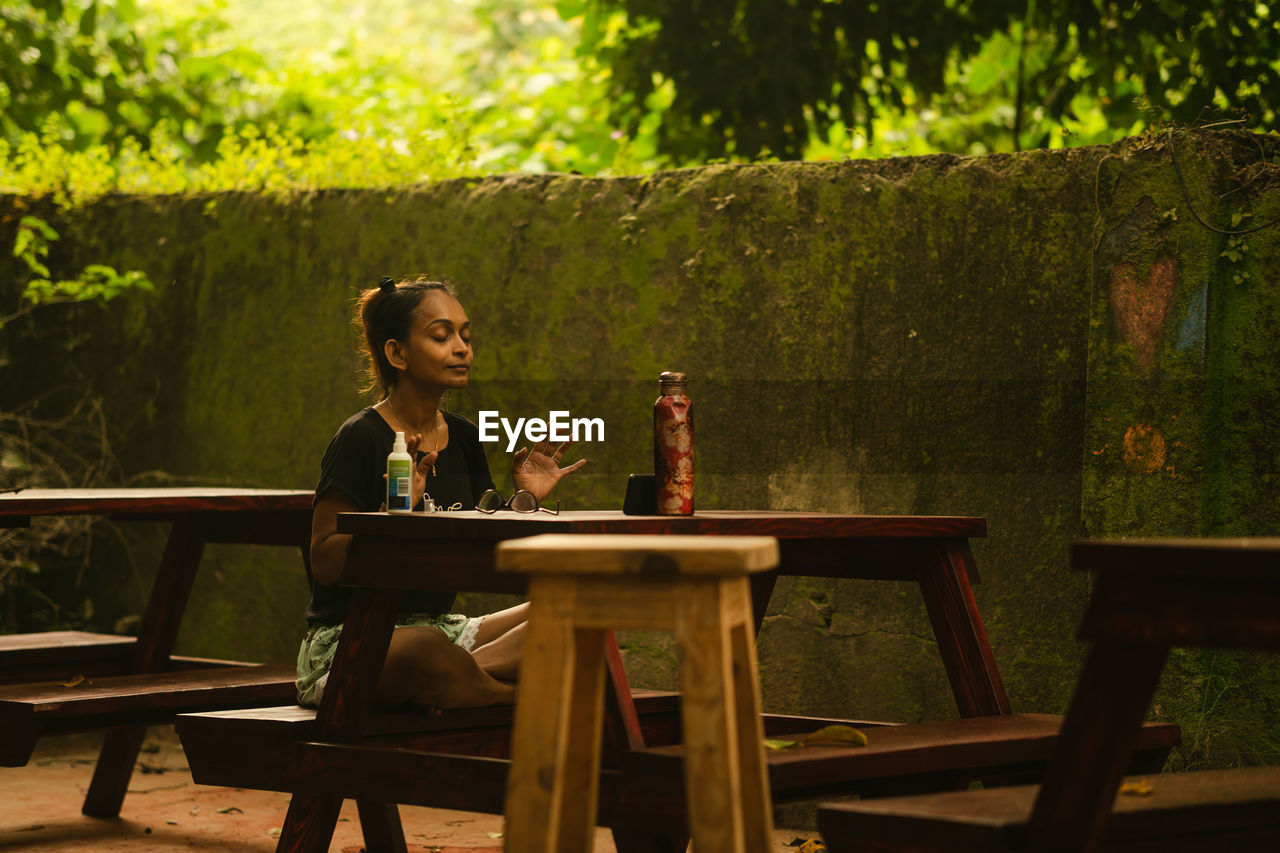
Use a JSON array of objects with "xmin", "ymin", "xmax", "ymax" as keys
[{"xmin": 295, "ymin": 612, "xmax": 484, "ymax": 707}]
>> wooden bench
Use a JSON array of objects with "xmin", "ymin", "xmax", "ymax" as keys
[
  {"xmin": 0, "ymin": 664, "xmax": 297, "ymax": 766},
  {"xmin": 175, "ymin": 511, "xmax": 1180, "ymax": 853},
  {"xmin": 0, "ymin": 630, "xmax": 271, "ymax": 685},
  {"xmin": 0, "ymin": 487, "xmax": 312, "ymax": 817},
  {"xmin": 818, "ymin": 537, "xmax": 1280, "ymax": 852},
  {"xmin": 818, "ymin": 765, "xmax": 1280, "ymax": 851},
  {"xmin": 178, "ymin": 704, "xmax": 1177, "ymax": 847}
]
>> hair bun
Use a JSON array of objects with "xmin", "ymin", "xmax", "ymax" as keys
[{"xmin": 378, "ymin": 276, "xmax": 396, "ymax": 294}]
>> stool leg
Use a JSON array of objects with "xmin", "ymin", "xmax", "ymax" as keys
[
  {"xmin": 729, "ymin": 603, "xmax": 774, "ymax": 850},
  {"xmin": 558, "ymin": 627, "xmax": 609, "ymax": 851},
  {"xmin": 506, "ymin": 580, "xmax": 608, "ymax": 853},
  {"xmin": 676, "ymin": 579, "xmax": 771, "ymax": 853}
]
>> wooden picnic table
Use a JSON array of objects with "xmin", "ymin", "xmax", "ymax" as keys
[
  {"xmin": 0, "ymin": 487, "xmax": 313, "ymax": 816},
  {"xmin": 267, "ymin": 508, "xmax": 1007, "ymax": 851},
  {"xmin": 817, "ymin": 537, "xmax": 1280, "ymax": 852}
]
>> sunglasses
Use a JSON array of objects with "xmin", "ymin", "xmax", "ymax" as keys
[{"xmin": 475, "ymin": 488, "xmax": 559, "ymax": 515}]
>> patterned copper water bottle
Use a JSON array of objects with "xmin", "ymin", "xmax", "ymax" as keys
[{"xmin": 654, "ymin": 371, "xmax": 694, "ymax": 515}]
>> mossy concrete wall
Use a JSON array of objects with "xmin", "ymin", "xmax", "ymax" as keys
[{"xmin": 2, "ymin": 130, "xmax": 1278, "ymax": 763}]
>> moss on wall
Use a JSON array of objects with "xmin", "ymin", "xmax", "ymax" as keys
[
  {"xmin": 1082, "ymin": 129, "xmax": 1280, "ymax": 768},
  {"xmin": 2, "ymin": 131, "xmax": 1278, "ymax": 760}
]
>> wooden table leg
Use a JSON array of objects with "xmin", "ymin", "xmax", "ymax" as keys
[
  {"xmin": 276, "ymin": 586, "xmax": 403, "ymax": 853},
  {"xmin": 356, "ymin": 800, "xmax": 408, "ymax": 853},
  {"xmin": 1025, "ymin": 642, "xmax": 1169, "ymax": 853},
  {"xmin": 83, "ymin": 518, "xmax": 207, "ymax": 817},
  {"xmin": 915, "ymin": 539, "xmax": 1011, "ymax": 717}
]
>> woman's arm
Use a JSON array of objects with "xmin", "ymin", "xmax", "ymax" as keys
[{"xmin": 310, "ymin": 490, "xmax": 359, "ymax": 586}]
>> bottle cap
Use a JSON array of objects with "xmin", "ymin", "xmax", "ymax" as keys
[
  {"xmin": 393, "ymin": 431, "xmax": 407, "ymax": 453},
  {"xmin": 659, "ymin": 371, "xmax": 687, "ymax": 393}
]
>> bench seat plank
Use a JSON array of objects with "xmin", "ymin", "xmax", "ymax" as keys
[
  {"xmin": 624, "ymin": 714, "xmax": 1180, "ymax": 796},
  {"xmin": 178, "ymin": 698, "xmax": 891, "ymax": 743},
  {"xmin": 817, "ymin": 765, "xmax": 1280, "ymax": 851},
  {"xmin": 0, "ymin": 631, "xmax": 137, "ymax": 684},
  {"xmin": 0, "ymin": 629, "xmax": 268, "ymax": 683},
  {"xmin": 178, "ymin": 711, "xmax": 1180, "ymax": 827},
  {"xmin": 0, "ymin": 664, "xmax": 296, "ymax": 766}
]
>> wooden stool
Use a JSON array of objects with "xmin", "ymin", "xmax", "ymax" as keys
[{"xmin": 497, "ymin": 533, "xmax": 780, "ymax": 853}]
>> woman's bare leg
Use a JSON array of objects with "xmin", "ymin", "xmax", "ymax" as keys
[
  {"xmin": 471, "ymin": 601, "xmax": 529, "ymax": 646},
  {"xmin": 471, "ymin": 621, "xmax": 525, "ymax": 681},
  {"xmin": 378, "ymin": 626, "xmax": 514, "ymax": 709}
]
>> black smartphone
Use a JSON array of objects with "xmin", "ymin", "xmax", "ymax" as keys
[{"xmin": 622, "ymin": 474, "xmax": 656, "ymax": 515}]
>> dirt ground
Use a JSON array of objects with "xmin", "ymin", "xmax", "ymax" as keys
[{"xmin": 0, "ymin": 728, "xmax": 825, "ymax": 852}]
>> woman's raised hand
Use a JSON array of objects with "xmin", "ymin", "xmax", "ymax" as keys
[
  {"xmin": 406, "ymin": 433, "xmax": 439, "ymax": 506},
  {"xmin": 511, "ymin": 439, "xmax": 587, "ymax": 501}
]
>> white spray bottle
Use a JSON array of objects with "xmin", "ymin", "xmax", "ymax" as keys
[{"xmin": 387, "ymin": 431, "xmax": 414, "ymax": 514}]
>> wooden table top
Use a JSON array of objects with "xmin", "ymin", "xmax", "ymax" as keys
[
  {"xmin": 0, "ymin": 487, "xmax": 314, "ymax": 517},
  {"xmin": 1073, "ymin": 537, "xmax": 1280, "ymax": 578},
  {"xmin": 336, "ymin": 509, "xmax": 987, "ymax": 540}
]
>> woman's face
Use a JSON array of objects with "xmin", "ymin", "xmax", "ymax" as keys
[{"xmin": 394, "ymin": 290, "xmax": 472, "ymax": 390}]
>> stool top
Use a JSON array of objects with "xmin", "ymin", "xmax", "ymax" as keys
[{"xmin": 495, "ymin": 533, "xmax": 779, "ymax": 576}]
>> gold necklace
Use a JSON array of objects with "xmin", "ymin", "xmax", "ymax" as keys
[{"xmin": 388, "ymin": 398, "xmax": 441, "ymax": 476}]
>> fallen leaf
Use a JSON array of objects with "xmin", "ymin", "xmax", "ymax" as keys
[
  {"xmin": 166, "ymin": 820, "xmax": 179, "ymax": 826},
  {"xmin": 488, "ymin": 831, "xmax": 504, "ymax": 838},
  {"xmin": 59, "ymin": 675, "xmax": 87, "ymax": 688},
  {"xmin": 802, "ymin": 725, "xmax": 868, "ymax": 747},
  {"xmin": 798, "ymin": 840, "xmax": 827, "ymax": 853},
  {"xmin": 267, "ymin": 828, "xmax": 281, "ymax": 836},
  {"xmin": 1119, "ymin": 779, "xmax": 1154, "ymax": 796},
  {"xmin": 216, "ymin": 806, "xmax": 244, "ymax": 814},
  {"xmin": 764, "ymin": 739, "xmax": 799, "ymax": 750}
]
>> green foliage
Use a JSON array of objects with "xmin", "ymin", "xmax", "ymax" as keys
[
  {"xmin": 2, "ymin": 212, "xmax": 153, "ymax": 330},
  {"xmin": 574, "ymin": 0, "xmax": 1280, "ymax": 162},
  {"xmin": 0, "ymin": 0, "xmax": 224, "ymax": 151}
]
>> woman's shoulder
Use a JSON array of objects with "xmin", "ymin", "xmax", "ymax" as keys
[
  {"xmin": 339, "ymin": 406, "xmax": 385, "ymax": 432},
  {"xmin": 443, "ymin": 410, "xmax": 480, "ymax": 436},
  {"xmin": 327, "ymin": 407, "xmax": 387, "ymax": 447}
]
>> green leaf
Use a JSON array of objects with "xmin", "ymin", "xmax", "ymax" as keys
[
  {"xmin": 802, "ymin": 725, "xmax": 869, "ymax": 747},
  {"xmin": 763, "ymin": 739, "xmax": 798, "ymax": 750},
  {"xmin": 79, "ymin": 2, "xmax": 98, "ymax": 37},
  {"xmin": 19, "ymin": 216, "xmax": 59, "ymax": 241}
]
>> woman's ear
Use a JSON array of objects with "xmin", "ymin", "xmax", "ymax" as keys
[{"xmin": 384, "ymin": 338, "xmax": 406, "ymax": 370}]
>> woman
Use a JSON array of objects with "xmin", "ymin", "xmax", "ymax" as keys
[{"xmin": 297, "ymin": 275, "xmax": 585, "ymax": 710}]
